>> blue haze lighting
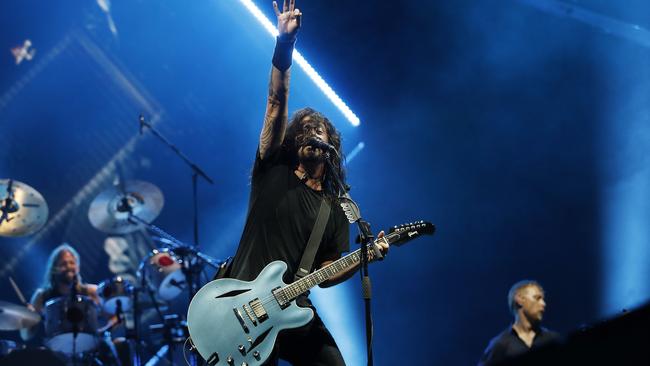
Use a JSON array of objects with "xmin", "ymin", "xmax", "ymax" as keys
[{"xmin": 237, "ymin": 0, "xmax": 361, "ymax": 126}]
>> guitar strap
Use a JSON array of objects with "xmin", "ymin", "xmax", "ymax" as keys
[{"xmin": 294, "ymin": 198, "xmax": 331, "ymax": 281}]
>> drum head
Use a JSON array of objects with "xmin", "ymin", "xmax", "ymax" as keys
[
  {"xmin": 46, "ymin": 333, "xmax": 98, "ymax": 354},
  {"xmin": 98, "ymin": 276, "xmax": 133, "ymax": 314},
  {"xmin": 44, "ymin": 296, "xmax": 99, "ymax": 354},
  {"xmin": 158, "ymin": 268, "xmax": 186, "ymax": 300},
  {"xmin": 103, "ymin": 296, "xmax": 131, "ymax": 314}
]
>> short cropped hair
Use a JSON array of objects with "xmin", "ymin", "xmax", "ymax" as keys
[{"xmin": 507, "ymin": 279, "xmax": 543, "ymax": 315}]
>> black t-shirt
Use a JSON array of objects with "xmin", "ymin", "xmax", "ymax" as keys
[
  {"xmin": 229, "ymin": 147, "xmax": 350, "ymax": 283},
  {"xmin": 478, "ymin": 326, "xmax": 562, "ymax": 366}
]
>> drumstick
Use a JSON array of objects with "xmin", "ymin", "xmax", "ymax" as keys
[{"xmin": 8, "ymin": 276, "xmax": 28, "ymax": 305}]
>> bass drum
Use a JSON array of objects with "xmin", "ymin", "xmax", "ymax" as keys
[
  {"xmin": 0, "ymin": 347, "xmax": 66, "ymax": 366},
  {"xmin": 44, "ymin": 295, "xmax": 99, "ymax": 354},
  {"xmin": 140, "ymin": 248, "xmax": 186, "ymax": 300}
]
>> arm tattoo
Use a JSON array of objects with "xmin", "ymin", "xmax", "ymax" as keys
[{"xmin": 259, "ymin": 66, "xmax": 290, "ymax": 159}]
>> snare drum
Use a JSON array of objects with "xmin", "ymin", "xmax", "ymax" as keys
[
  {"xmin": 141, "ymin": 248, "xmax": 186, "ymax": 300},
  {"xmin": 44, "ymin": 295, "xmax": 99, "ymax": 354},
  {"xmin": 97, "ymin": 276, "xmax": 132, "ymax": 314}
]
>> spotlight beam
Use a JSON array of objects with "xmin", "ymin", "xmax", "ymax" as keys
[{"xmin": 238, "ymin": 0, "xmax": 361, "ymax": 126}]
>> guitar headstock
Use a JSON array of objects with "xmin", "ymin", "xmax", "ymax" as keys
[{"xmin": 387, "ymin": 220, "xmax": 435, "ymax": 247}]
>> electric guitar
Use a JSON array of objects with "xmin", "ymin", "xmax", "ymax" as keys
[{"xmin": 187, "ymin": 221, "xmax": 435, "ymax": 365}]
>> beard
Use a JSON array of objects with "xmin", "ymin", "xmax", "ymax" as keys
[
  {"xmin": 297, "ymin": 145, "xmax": 327, "ymax": 164},
  {"xmin": 56, "ymin": 270, "xmax": 76, "ymax": 285}
]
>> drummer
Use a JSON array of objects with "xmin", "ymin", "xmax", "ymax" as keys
[{"xmin": 20, "ymin": 243, "xmax": 106, "ymax": 341}]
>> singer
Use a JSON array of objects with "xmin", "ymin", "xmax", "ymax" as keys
[{"xmin": 223, "ymin": 1, "xmax": 388, "ymax": 365}]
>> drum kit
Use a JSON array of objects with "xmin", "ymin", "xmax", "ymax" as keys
[{"xmin": 0, "ymin": 178, "xmax": 225, "ymax": 365}]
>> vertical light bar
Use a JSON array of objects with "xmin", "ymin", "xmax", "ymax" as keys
[{"xmin": 237, "ymin": 0, "xmax": 361, "ymax": 126}]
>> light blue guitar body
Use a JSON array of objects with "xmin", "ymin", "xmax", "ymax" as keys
[
  {"xmin": 187, "ymin": 221, "xmax": 434, "ymax": 365},
  {"xmin": 187, "ymin": 261, "xmax": 313, "ymax": 365}
]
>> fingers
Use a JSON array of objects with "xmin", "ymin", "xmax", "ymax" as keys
[
  {"xmin": 273, "ymin": 1, "xmax": 281, "ymax": 17},
  {"xmin": 289, "ymin": 0, "xmax": 295, "ymax": 13},
  {"xmin": 283, "ymin": 0, "xmax": 288, "ymax": 13},
  {"xmin": 294, "ymin": 9, "xmax": 302, "ymax": 27}
]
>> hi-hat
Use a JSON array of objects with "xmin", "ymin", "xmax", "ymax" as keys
[
  {"xmin": 88, "ymin": 180, "xmax": 164, "ymax": 234},
  {"xmin": 0, "ymin": 300, "xmax": 41, "ymax": 330},
  {"xmin": 0, "ymin": 179, "xmax": 48, "ymax": 237}
]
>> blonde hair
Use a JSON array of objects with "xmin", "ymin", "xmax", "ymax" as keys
[{"xmin": 42, "ymin": 243, "xmax": 82, "ymax": 290}]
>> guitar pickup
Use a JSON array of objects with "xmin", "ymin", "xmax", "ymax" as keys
[
  {"xmin": 233, "ymin": 308, "xmax": 249, "ymax": 333},
  {"xmin": 249, "ymin": 298, "xmax": 268, "ymax": 323}
]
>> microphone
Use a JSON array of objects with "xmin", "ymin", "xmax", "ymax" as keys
[
  {"xmin": 305, "ymin": 137, "xmax": 336, "ymax": 153},
  {"xmin": 70, "ymin": 274, "xmax": 78, "ymax": 299},
  {"xmin": 139, "ymin": 114, "xmax": 146, "ymax": 135}
]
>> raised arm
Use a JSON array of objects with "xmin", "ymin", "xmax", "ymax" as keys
[{"xmin": 259, "ymin": 0, "xmax": 302, "ymax": 159}]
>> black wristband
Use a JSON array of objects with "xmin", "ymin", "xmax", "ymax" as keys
[{"xmin": 272, "ymin": 36, "xmax": 296, "ymax": 72}]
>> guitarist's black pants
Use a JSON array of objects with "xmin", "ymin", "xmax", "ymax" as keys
[{"xmin": 265, "ymin": 296, "xmax": 346, "ymax": 366}]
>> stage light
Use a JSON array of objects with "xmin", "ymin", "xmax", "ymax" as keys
[
  {"xmin": 346, "ymin": 141, "xmax": 365, "ymax": 163},
  {"xmin": 237, "ymin": 0, "xmax": 361, "ymax": 127}
]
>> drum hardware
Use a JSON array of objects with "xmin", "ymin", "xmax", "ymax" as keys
[
  {"xmin": 127, "ymin": 214, "xmax": 224, "ymax": 366},
  {"xmin": 0, "ymin": 179, "xmax": 48, "ymax": 237},
  {"xmin": 145, "ymin": 314, "xmax": 189, "ymax": 365}
]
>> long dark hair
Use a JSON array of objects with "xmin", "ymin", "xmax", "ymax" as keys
[
  {"xmin": 42, "ymin": 243, "xmax": 82, "ymax": 291},
  {"xmin": 283, "ymin": 107, "xmax": 346, "ymax": 198}
]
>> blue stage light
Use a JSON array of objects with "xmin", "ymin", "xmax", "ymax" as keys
[
  {"xmin": 346, "ymin": 142, "xmax": 365, "ymax": 163},
  {"xmin": 238, "ymin": 0, "xmax": 361, "ymax": 127}
]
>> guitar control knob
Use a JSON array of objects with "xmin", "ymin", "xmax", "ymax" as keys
[
  {"xmin": 238, "ymin": 345, "xmax": 246, "ymax": 355},
  {"xmin": 227, "ymin": 356, "xmax": 234, "ymax": 365},
  {"xmin": 253, "ymin": 351, "xmax": 261, "ymax": 360},
  {"xmin": 242, "ymin": 363, "xmax": 248, "ymax": 366}
]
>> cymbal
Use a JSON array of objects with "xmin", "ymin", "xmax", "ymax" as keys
[
  {"xmin": 0, "ymin": 300, "xmax": 41, "ymax": 330},
  {"xmin": 0, "ymin": 179, "xmax": 48, "ymax": 237},
  {"xmin": 88, "ymin": 180, "xmax": 164, "ymax": 234}
]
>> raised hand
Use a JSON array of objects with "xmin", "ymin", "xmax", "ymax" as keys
[{"xmin": 273, "ymin": 0, "xmax": 301, "ymax": 40}]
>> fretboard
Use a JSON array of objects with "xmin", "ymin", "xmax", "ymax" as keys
[{"xmin": 276, "ymin": 231, "xmax": 401, "ymax": 302}]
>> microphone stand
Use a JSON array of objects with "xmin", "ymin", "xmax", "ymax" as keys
[
  {"xmin": 68, "ymin": 277, "xmax": 80, "ymax": 366},
  {"xmin": 137, "ymin": 114, "xmax": 215, "ymax": 300},
  {"xmin": 323, "ymin": 151, "xmax": 381, "ymax": 366}
]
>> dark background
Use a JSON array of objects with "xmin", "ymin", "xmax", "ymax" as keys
[{"xmin": 1, "ymin": 1, "xmax": 649, "ymax": 364}]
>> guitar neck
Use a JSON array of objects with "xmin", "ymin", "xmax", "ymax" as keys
[{"xmin": 278, "ymin": 231, "xmax": 400, "ymax": 302}]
